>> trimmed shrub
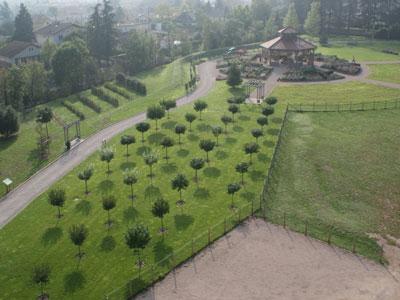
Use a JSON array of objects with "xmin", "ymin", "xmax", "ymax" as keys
[
  {"xmin": 91, "ymin": 87, "xmax": 119, "ymax": 107},
  {"xmin": 78, "ymin": 94, "xmax": 102, "ymax": 113},
  {"xmin": 62, "ymin": 101, "xmax": 85, "ymax": 120},
  {"xmin": 116, "ymin": 73, "xmax": 126, "ymax": 85},
  {"xmin": 104, "ymin": 83, "xmax": 133, "ymax": 100},
  {"xmin": 126, "ymin": 78, "xmax": 147, "ymax": 96},
  {"xmin": 265, "ymin": 96, "xmax": 278, "ymax": 106}
]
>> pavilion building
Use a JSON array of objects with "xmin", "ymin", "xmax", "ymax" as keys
[{"xmin": 260, "ymin": 27, "xmax": 316, "ymax": 66}]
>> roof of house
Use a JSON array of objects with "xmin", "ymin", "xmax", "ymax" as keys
[
  {"xmin": 0, "ymin": 41, "xmax": 40, "ymax": 58},
  {"xmin": 260, "ymin": 28, "xmax": 316, "ymax": 51},
  {"xmin": 35, "ymin": 22, "xmax": 77, "ymax": 36}
]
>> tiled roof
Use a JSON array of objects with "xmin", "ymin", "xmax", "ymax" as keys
[
  {"xmin": 0, "ymin": 41, "xmax": 40, "ymax": 58},
  {"xmin": 35, "ymin": 22, "xmax": 76, "ymax": 36}
]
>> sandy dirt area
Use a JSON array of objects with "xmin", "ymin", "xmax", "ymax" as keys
[{"xmin": 136, "ymin": 218, "xmax": 400, "ymax": 300}]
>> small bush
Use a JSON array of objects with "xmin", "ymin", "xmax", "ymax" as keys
[
  {"xmin": 126, "ymin": 78, "xmax": 147, "ymax": 96},
  {"xmin": 91, "ymin": 87, "xmax": 119, "ymax": 107},
  {"xmin": 62, "ymin": 101, "xmax": 85, "ymax": 120},
  {"xmin": 104, "ymin": 83, "xmax": 133, "ymax": 100},
  {"xmin": 78, "ymin": 94, "xmax": 102, "ymax": 113},
  {"xmin": 265, "ymin": 96, "xmax": 278, "ymax": 106},
  {"xmin": 116, "ymin": 73, "xmax": 126, "ymax": 85}
]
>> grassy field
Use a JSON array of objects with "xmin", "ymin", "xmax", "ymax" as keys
[
  {"xmin": 0, "ymin": 82, "xmax": 285, "ymax": 299},
  {"xmin": 0, "ymin": 59, "xmax": 190, "ymax": 195},
  {"xmin": 272, "ymin": 81, "xmax": 400, "ymax": 104},
  {"xmin": 368, "ymin": 63, "xmax": 400, "ymax": 84},
  {"xmin": 265, "ymin": 109, "xmax": 400, "ymax": 262}
]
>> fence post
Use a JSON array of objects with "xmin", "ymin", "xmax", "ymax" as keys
[{"xmin": 305, "ymin": 220, "xmax": 308, "ymax": 236}]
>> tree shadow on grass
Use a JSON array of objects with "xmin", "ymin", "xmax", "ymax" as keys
[
  {"xmin": 161, "ymin": 163, "xmax": 178, "ymax": 174},
  {"xmin": 75, "ymin": 200, "xmax": 92, "ymax": 216},
  {"xmin": 123, "ymin": 206, "xmax": 139, "ymax": 224},
  {"xmin": 263, "ymin": 140, "xmax": 275, "ymax": 148},
  {"xmin": 250, "ymin": 170, "xmax": 264, "ymax": 182},
  {"xmin": 125, "ymin": 278, "xmax": 146, "ymax": 300},
  {"xmin": 238, "ymin": 115, "xmax": 251, "ymax": 121},
  {"xmin": 174, "ymin": 214, "xmax": 194, "ymax": 231},
  {"xmin": 64, "ymin": 270, "xmax": 86, "ymax": 294},
  {"xmin": 225, "ymin": 137, "xmax": 237, "ymax": 145},
  {"xmin": 120, "ymin": 161, "xmax": 136, "ymax": 171},
  {"xmin": 148, "ymin": 133, "xmax": 166, "ymax": 145},
  {"xmin": 41, "ymin": 226, "xmax": 63, "ymax": 246},
  {"xmin": 203, "ymin": 167, "xmax": 221, "ymax": 178},
  {"xmin": 233, "ymin": 125, "xmax": 244, "ymax": 133},
  {"xmin": 162, "ymin": 120, "xmax": 177, "ymax": 130},
  {"xmin": 187, "ymin": 133, "xmax": 199, "ymax": 142},
  {"xmin": 193, "ymin": 187, "xmax": 210, "ymax": 200},
  {"xmin": 240, "ymin": 191, "xmax": 256, "ymax": 202},
  {"xmin": 153, "ymin": 240, "xmax": 173, "ymax": 267},
  {"xmin": 176, "ymin": 149, "xmax": 189, "ymax": 158},
  {"xmin": 196, "ymin": 123, "xmax": 210, "ymax": 132},
  {"xmin": 272, "ymin": 117, "xmax": 283, "ymax": 124},
  {"xmin": 100, "ymin": 235, "xmax": 116, "ymax": 252},
  {"xmin": 98, "ymin": 179, "xmax": 115, "ymax": 193},
  {"xmin": 0, "ymin": 135, "xmax": 17, "ymax": 151},
  {"xmin": 136, "ymin": 146, "xmax": 151, "ymax": 156},
  {"xmin": 144, "ymin": 185, "xmax": 162, "ymax": 200},
  {"xmin": 267, "ymin": 128, "xmax": 280, "ymax": 136},
  {"xmin": 216, "ymin": 150, "xmax": 229, "ymax": 160},
  {"xmin": 257, "ymin": 153, "xmax": 270, "ymax": 163}
]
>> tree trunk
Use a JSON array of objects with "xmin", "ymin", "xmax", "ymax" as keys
[
  {"xmin": 85, "ymin": 180, "xmax": 88, "ymax": 194},
  {"xmin": 180, "ymin": 190, "xmax": 182, "ymax": 201},
  {"xmin": 58, "ymin": 206, "xmax": 61, "ymax": 218},
  {"xmin": 241, "ymin": 173, "xmax": 244, "ymax": 185},
  {"xmin": 45, "ymin": 123, "xmax": 49, "ymax": 139},
  {"xmin": 141, "ymin": 132, "xmax": 145, "ymax": 143},
  {"xmin": 130, "ymin": 184, "xmax": 134, "ymax": 203},
  {"xmin": 126, "ymin": 145, "xmax": 129, "ymax": 156}
]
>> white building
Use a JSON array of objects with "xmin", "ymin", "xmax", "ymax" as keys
[
  {"xmin": 0, "ymin": 41, "xmax": 41, "ymax": 65},
  {"xmin": 34, "ymin": 22, "xmax": 80, "ymax": 46}
]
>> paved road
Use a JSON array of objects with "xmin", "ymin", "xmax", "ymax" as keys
[{"xmin": 0, "ymin": 61, "xmax": 217, "ymax": 229}]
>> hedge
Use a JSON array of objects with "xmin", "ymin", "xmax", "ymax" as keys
[
  {"xmin": 91, "ymin": 87, "xmax": 119, "ymax": 108},
  {"xmin": 115, "ymin": 73, "xmax": 147, "ymax": 96},
  {"xmin": 104, "ymin": 83, "xmax": 133, "ymax": 100},
  {"xmin": 62, "ymin": 101, "xmax": 85, "ymax": 120},
  {"xmin": 78, "ymin": 94, "xmax": 102, "ymax": 113}
]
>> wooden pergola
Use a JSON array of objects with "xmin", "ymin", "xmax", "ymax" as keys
[{"xmin": 260, "ymin": 27, "xmax": 316, "ymax": 66}]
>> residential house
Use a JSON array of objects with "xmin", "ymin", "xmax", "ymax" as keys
[
  {"xmin": 0, "ymin": 41, "xmax": 41, "ymax": 65},
  {"xmin": 34, "ymin": 22, "xmax": 80, "ymax": 46}
]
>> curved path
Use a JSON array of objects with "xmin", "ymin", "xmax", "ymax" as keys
[{"xmin": 0, "ymin": 61, "xmax": 217, "ymax": 229}]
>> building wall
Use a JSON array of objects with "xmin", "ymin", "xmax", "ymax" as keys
[
  {"xmin": 13, "ymin": 46, "xmax": 41, "ymax": 65},
  {"xmin": 36, "ymin": 26, "xmax": 77, "ymax": 46}
]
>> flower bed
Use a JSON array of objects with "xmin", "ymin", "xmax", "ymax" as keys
[
  {"xmin": 316, "ymin": 54, "xmax": 362, "ymax": 75},
  {"xmin": 280, "ymin": 66, "xmax": 344, "ymax": 82}
]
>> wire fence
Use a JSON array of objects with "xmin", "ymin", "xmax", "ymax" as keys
[
  {"xmin": 105, "ymin": 199, "xmax": 259, "ymax": 299},
  {"xmin": 288, "ymin": 98, "xmax": 400, "ymax": 113}
]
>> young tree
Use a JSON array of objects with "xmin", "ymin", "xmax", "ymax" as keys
[
  {"xmin": 262, "ymin": 106, "xmax": 275, "ymax": 117},
  {"xmin": 143, "ymin": 151, "xmax": 158, "ymax": 183},
  {"xmin": 257, "ymin": 116, "xmax": 268, "ymax": 130},
  {"xmin": 41, "ymin": 40, "xmax": 57, "ymax": 70},
  {"xmin": 221, "ymin": 115, "xmax": 233, "ymax": 134},
  {"xmin": 0, "ymin": 106, "xmax": 19, "ymax": 138},
  {"xmin": 69, "ymin": 224, "xmax": 88, "ymax": 259},
  {"xmin": 23, "ymin": 61, "xmax": 48, "ymax": 107},
  {"xmin": 5, "ymin": 66, "xmax": 24, "ymax": 111},
  {"xmin": 100, "ymin": 147, "xmax": 115, "ymax": 173},
  {"xmin": 160, "ymin": 99, "xmax": 176, "ymax": 119},
  {"xmin": 102, "ymin": 196, "xmax": 116, "ymax": 228},
  {"xmin": 120, "ymin": 135, "xmax": 135, "ymax": 157},
  {"xmin": 228, "ymin": 104, "xmax": 240, "ymax": 122},
  {"xmin": 190, "ymin": 158, "xmax": 205, "ymax": 185},
  {"xmin": 175, "ymin": 124, "xmax": 187, "ymax": 146},
  {"xmin": 283, "ymin": 2, "xmax": 300, "ymax": 30},
  {"xmin": 36, "ymin": 107, "xmax": 53, "ymax": 139},
  {"xmin": 212, "ymin": 126, "xmax": 223, "ymax": 146},
  {"xmin": 172, "ymin": 174, "xmax": 189, "ymax": 206},
  {"xmin": 135, "ymin": 122, "xmax": 150, "ymax": 143},
  {"xmin": 264, "ymin": 96, "xmax": 278, "ymax": 106},
  {"xmin": 185, "ymin": 113, "xmax": 197, "ymax": 131},
  {"xmin": 48, "ymin": 188, "xmax": 66, "ymax": 219},
  {"xmin": 151, "ymin": 198, "xmax": 170, "ymax": 234},
  {"xmin": 227, "ymin": 183, "xmax": 241, "ymax": 208},
  {"xmin": 251, "ymin": 128, "xmax": 264, "ymax": 143},
  {"xmin": 227, "ymin": 64, "xmax": 242, "ymax": 88},
  {"xmin": 13, "ymin": 4, "xmax": 34, "ymax": 42},
  {"xmin": 32, "ymin": 264, "xmax": 51, "ymax": 300},
  {"xmin": 160, "ymin": 136, "xmax": 174, "ymax": 163},
  {"xmin": 244, "ymin": 142, "xmax": 260, "ymax": 164},
  {"xmin": 304, "ymin": 0, "xmax": 321, "ymax": 36},
  {"xmin": 78, "ymin": 165, "xmax": 94, "ymax": 194},
  {"xmin": 193, "ymin": 100, "xmax": 208, "ymax": 120},
  {"xmin": 123, "ymin": 168, "xmax": 138, "ymax": 204},
  {"xmin": 236, "ymin": 162, "xmax": 249, "ymax": 185},
  {"xmin": 199, "ymin": 139, "xmax": 216, "ymax": 164},
  {"xmin": 146, "ymin": 105, "xmax": 165, "ymax": 131},
  {"xmin": 125, "ymin": 224, "xmax": 151, "ymax": 277}
]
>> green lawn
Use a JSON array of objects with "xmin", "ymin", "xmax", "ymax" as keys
[
  {"xmin": 0, "ymin": 59, "xmax": 190, "ymax": 195},
  {"xmin": 272, "ymin": 81, "xmax": 400, "ymax": 105},
  {"xmin": 0, "ymin": 82, "xmax": 284, "ymax": 299},
  {"xmin": 368, "ymin": 64, "xmax": 400, "ymax": 84},
  {"xmin": 265, "ymin": 109, "xmax": 400, "ymax": 262}
]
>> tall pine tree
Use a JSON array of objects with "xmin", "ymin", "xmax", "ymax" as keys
[
  {"xmin": 12, "ymin": 4, "xmax": 34, "ymax": 42},
  {"xmin": 283, "ymin": 2, "xmax": 300, "ymax": 30},
  {"xmin": 304, "ymin": 0, "xmax": 321, "ymax": 36}
]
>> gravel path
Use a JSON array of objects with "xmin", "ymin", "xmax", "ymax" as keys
[
  {"xmin": 0, "ymin": 61, "xmax": 217, "ymax": 229},
  {"xmin": 137, "ymin": 218, "xmax": 400, "ymax": 300}
]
